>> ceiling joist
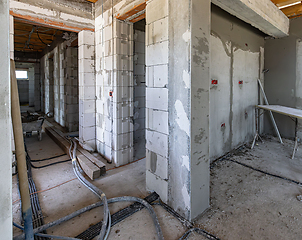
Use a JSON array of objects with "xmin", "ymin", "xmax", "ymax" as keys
[{"xmin": 282, "ymin": 2, "xmax": 302, "ymax": 18}]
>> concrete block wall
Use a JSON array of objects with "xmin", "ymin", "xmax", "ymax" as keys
[
  {"xmin": 53, "ymin": 46, "xmax": 60, "ymax": 123},
  {"xmin": 40, "ymin": 56, "xmax": 45, "ymax": 112},
  {"xmin": 59, "ymin": 43, "xmax": 66, "ymax": 126},
  {"xmin": 28, "ymin": 67, "xmax": 35, "ymax": 106},
  {"xmin": 42, "ymin": 54, "xmax": 50, "ymax": 113},
  {"xmin": 65, "ymin": 47, "xmax": 79, "ymax": 132},
  {"xmin": 79, "ymin": 30, "xmax": 96, "ymax": 149},
  {"xmin": 133, "ymin": 28, "xmax": 146, "ymax": 160},
  {"xmin": 34, "ymin": 63, "xmax": 41, "ymax": 111},
  {"xmin": 145, "ymin": 0, "xmax": 169, "ymax": 203},
  {"xmin": 95, "ymin": 11, "xmax": 134, "ymax": 166},
  {"xmin": 48, "ymin": 57, "xmax": 54, "ymax": 114}
]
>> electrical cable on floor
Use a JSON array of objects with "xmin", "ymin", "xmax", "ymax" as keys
[
  {"xmin": 151, "ymin": 201, "xmax": 220, "ymax": 240},
  {"xmin": 68, "ymin": 138, "xmax": 164, "ymax": 240},
  {"xmin": 30, "ymin": 159, "xmax": 71, "ymax": 169},
  {"xmin": 31, "ymin": 154, "xmax": 67, "ymax": 162},
  {"xmin": 224, "ymin": 158, "xmax": 302, "ymax": 185},
  {"xmin": 24, "ymin": 144, "xmax": 49, "ymax": 240},
  {"xmin": 179, "ymin": 228, "xmax": 221, "ymax": 240}
]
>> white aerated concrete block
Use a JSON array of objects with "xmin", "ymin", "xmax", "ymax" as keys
[
  {"xmin": 146, "ymin": 66, "xmax": 154, "ymax": 87},
  {"xmin": 146, "ymin": 41, "xmax": 169, "ymax": 66},
  {"xmin": 113, "ymin": 86, "xmax": 133, "ymax": 103},
  {"xmin": 146, "ymin": 150, "xmax": 168, "ymax": 180},
  {"xmin": 154, "ymin": 64, "xmax": 168, "ymax": 87},
  {"xmin": 96, "ymin": 126, "xmax": 105, "ymax": 142},
  {"xmin": 146, "ymin": 88, "xmax": 168, "ymax": 111},
  {"xmin": 114, "ymin": 20, "xmax": 133, "ymax": 41},
  {"xmin": 146, "ymin": 170, "xmax": 168, "ymax": 203},
  {"xmin": 114, "ymin": 38, "xmax": 133, "ymax": 56},
  {"xmin": 81, "ymin": 112, "xmax": 95, "ymax": 128},
  {"xmin": 146, "ymin": 109, "xmax": 168, "ymax": 135},
  {"xmin": 79, "ymin": 45, "xmax": 95, "ymax": 60},
  {"xmin": 114, "ymin": 55, "xmax": 133, "ymax": 71},
  {"xmin": 79, "ymin": 31, "xmax": 95, "ymax": 46},
  {"xmin": 113, "ymin": 71, "xmax": 133, "ymax": 87},
  {"xmin": 112, "ymin": 132, "xmax": 133, "ymax": 151},
  {"xmin": 113, "ymin": 147, "xmax": 134, "ymax": 167},
  {"xmin": 151, "ymin": 17, "xmax": 168, "ymax": 45},
  {"xmin": 113, "ymin": 102, "xmax": 134, "ymax": 119},
  {"xmin": 79, "ymin": 72, "xmax": 95, "ymax": 86},
  {"xmin": 146, "ymin": 130, "xmax": 168, "ymax": 158},
  {"xmin": 82, "ymin": 126, "xmax": 96, "ymax": 141},
  {"xmin": 146, "ymin": 0, "xmax": 168, "ymax": 24},
  {"xmin": 79, "ymin": 59, "xmax": 95, "ymax": 73},
  {"xmin": 113, "ymin": 118, "xmax": 133, "ymax": 135}
]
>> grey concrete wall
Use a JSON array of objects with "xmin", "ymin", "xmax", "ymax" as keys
[
  {"xmin": 210, "ymin": 5, "xmax": 265, "ymax": 160},
  {"xmin": 133, "ymin": 27, "xmax": 146, "ymax": 160},
  {"xmin": 17, "ymin": 80, "xmax": 29, "ymax": 104},
  {"xmin": 0, "ymin": 0, "xmax": 12, "ymax": 238},
  {"xmin": 264, "ymin": 17, "xmax": 302, "ymax": 139}
]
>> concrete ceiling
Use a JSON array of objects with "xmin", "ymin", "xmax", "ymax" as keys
[{"xmin": 271, "ymin": 0, "xmax": 302, "ymax": 18}]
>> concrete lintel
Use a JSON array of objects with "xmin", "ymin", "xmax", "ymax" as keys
[
  {"xmin": 212, "ymin": 0, "xmax": 289, "ymax": 38},
  {"xmin": 10, "ymin": 0, "xmax": 94, "ymax": 32}
]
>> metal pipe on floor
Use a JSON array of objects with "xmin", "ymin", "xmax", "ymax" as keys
[{"xmin": 10, "ymin": 59, "xmax": 34, "ymax": 240}]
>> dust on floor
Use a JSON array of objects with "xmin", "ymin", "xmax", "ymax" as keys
[{"xmin": 12, "ymin": 133, "xmax": 302, "ymax": 240}]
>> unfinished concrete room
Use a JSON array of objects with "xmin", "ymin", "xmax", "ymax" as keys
[{"xmin": 3, "ymin": 0, "xmax": 302, "ymax": 239}]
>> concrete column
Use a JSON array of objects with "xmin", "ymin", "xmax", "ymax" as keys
[
  {"xmin": 10, "ymin": 15, "xmax": 13, "ymax": 60},
  {"xmin": 146, "ymin": 0, "xmax": 211, "ymax": 221},
  {"xmin": 79, "ymin": 30, "xmax": 96, "ymax": 150},
  {"xmin": 0, "ymin": 0, "xmax": 12, "ymax": 238},
  {"xmin": 95, "ymin": 12, "xmax": 134, "ymax": 166}
]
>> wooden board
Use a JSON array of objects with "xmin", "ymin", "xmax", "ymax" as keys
[
  {"xmin": 44, "ymin": 120, "xmax": 106, "ymax": 179},
  {"xmin": 257, "ymin": 105, "xmax": 302, "ymax": 119},
  {"xmin": 77, "ymin": 148, "xmax": 106, "ymax": 175},
  {"xmin": 77, "ymin": 154, "xmax": 101, "ymax": 180}
]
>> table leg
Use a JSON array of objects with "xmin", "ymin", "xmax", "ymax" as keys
[{"xmin": 292, "ymin": 118, "xmax": 298, "ymax": 159}]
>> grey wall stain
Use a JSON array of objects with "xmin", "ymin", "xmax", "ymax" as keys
[{"xmin": 194, "ymin": 128, "xmax": 205, "ymax": 144}]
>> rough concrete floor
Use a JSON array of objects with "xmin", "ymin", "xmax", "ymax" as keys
[{"xmin": 12, "ymin": 133, "xmax": 302, "ymax": 239}]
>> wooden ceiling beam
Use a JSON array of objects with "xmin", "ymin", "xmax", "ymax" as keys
[
  {"xmin": 281, "ymin": 2, "xmax": 302, "ymax": 17},
  {"xmin": 271, "ymin": 0, "xmax": 301, "ymax": 7}
]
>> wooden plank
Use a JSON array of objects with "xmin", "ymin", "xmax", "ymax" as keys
[
  {"xmin": 257, "ymin": 105, "xmax": 302, "ymax": 119},
  {"xmin": 271, "ymin": 0, "xmax": 300, "ymax": 7},
  {"xmin": 129, "ymin": 13, "xmax": 146, "ymax": 23},
  {"xmin": 281, "ymin": 3, "xmax": 302, "ymax": 18},
  {"xmin": 45, "ymin": 127, "xmax": 70, "ymax": 154},
  {"xmin": 116, "ymin": 2, "xmax": 146, "ymax": 21},
  {"xmin": 86, "ymin": 0, "xmax": 98, "ymax": 2},
  {"xmin": 77, "ymin": 148, "xmax": 106, "ymax": 175},
  {"xmin": 77, "ymin": 154, "xmax": 101, "ymax": 180}
]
